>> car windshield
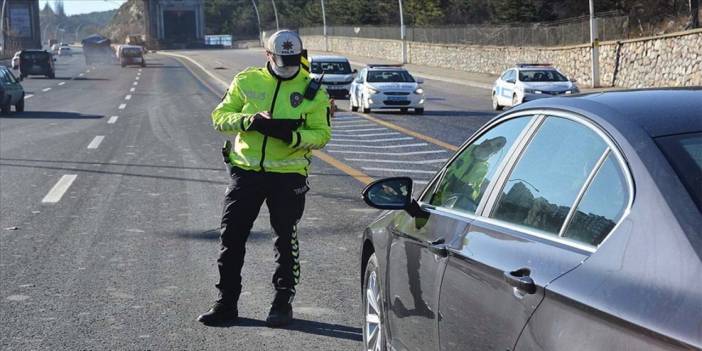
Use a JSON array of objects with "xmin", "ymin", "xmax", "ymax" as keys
[
  {"xmin": 311, "ymin": 61, "xmax": 351, "ymax": 74},
  {"xmin": 20, "ymin": 52, "xmax": 49, "ymax": 60},
  {"xmin": 122, "ymin": 48, "xmax": 141, "ymax": 56},
  {"xmin": 519, "ymin": 69, "xmax": 568, "ymax": 82},
  {"xmin": 366, "ymin": 70, "xmax": 415, "ymax": 83},
  {"xmin": 656, "ymin": 132, "xmax": 702, "ymax": 212}
]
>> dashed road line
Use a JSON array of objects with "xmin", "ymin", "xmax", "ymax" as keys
[
  {"xmin": 107, "ymin": 116, "xmax": 119, "ymax": 124},
  {"xmin": 118, "ymin": 103, "xmax": 127, "ymax": 109},
  {"xmin": 41, "ymin": 175, "xmax": 77, "ymax": 204},
  {"xmin": 133, "ymin": 82, "xmax": 138, "ymax": 86},
  {"xmin": 362, "ymin": 167, "xmax": 437, "ymax": 174},
  {"xmin": 24, "ymin": 94, "xmax": 34, "ymax": 99},
  {"xmin": 328, "ymin": 150, "xmax": 446, "ymax": 156},
  {"xmin": 339, "ymin": 132, "xmax": 400, "ymax": 137},
  {"xmin": 346, "ymin": 158, "xmax": 448, "ymax": 164},
  {"xmin": 125, "ymin": 94, "xmax": 132, "ymax": 100},
  {"xmin": 58, "ymin": 82, "xmax": 66, "ymax": 86},
  {"xmin": 331, "ymin": 137, "xmax": 413, "ymax": 143},
  {"xmin": 87, "ymin": 136, "xmax": 104, "ymax": 149},
  {"xmin": 333, "ymin": 123, "xmax": 377, "ymax": 128},
  {"xmin": 334, "ymin": 127, "xmax": 388, "ymax": 133},
  {"xmin": 135, "ymin": 76, "xmax": 140, "ymax": 80},
  {"xmin": 129, "ymin": 87, "xmax": 135, "ymax": 92},
  {"xmin": 79, "ymin": 73, "xmax": 84, "ymax": 77},
  {"xmin": 42, "ymin": 88, "xmax": 51, "ymax": 92},
  {"xmin": 327, "ymin": 143, "xmax": 428, "ymax": 149}
]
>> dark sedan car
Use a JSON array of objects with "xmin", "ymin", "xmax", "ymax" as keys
[{"xmin": 360, "ymin": 88, "xmax": 702, "ymax": 351}]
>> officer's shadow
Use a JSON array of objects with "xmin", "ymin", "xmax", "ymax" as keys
[{"xmin": 208, "ymin": 317, "xmax": 362, "ymax": 342}]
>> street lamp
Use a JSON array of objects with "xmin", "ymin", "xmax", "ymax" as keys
[
  {"xmin": 321, "ymin": 0, "xmax": 328, "ymax": 51},
  {"xmin": 271, "ymin": 0, "xmax": 279, "ymax": 31},
  {"xmin": 251, "ymin": 0, "xmax": 263, "ymax": 47},
  {"xmin": 399, "ymin": 0, "xmax": 407, "ymax": 64},
  {"xmin": 0, "ymin": 0, "xmax": 7, "ymax": 54},
  {"xmin": 589, "ymin": 0, "xmax": 600, "ymax": 88}
]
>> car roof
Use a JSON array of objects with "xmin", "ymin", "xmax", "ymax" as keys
[
  {"xmin": 310, "ymin": 55, "xmax": 348, "ymax": 62},
  {"xmin": 512, "ymin": 88, "xmax": 702, "ymax": 137}
]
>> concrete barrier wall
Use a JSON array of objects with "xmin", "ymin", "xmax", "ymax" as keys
[{"xmin": 303, "ymin": 29, "xmax": 702, "ymax": 88}]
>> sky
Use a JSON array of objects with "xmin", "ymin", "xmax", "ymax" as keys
[{"xmin": 41, "ymin": 0, "xmax": 127, "ymax": 16}]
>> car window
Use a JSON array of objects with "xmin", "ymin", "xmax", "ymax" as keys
[
  {"xmin": 491, "ymin": 117, "xmax": 608, "ymax": 234},
  {"xmin": 424, "ymin": 117, "xmax": 532, "ymax": 213},
  {"xmin": 311, "ymin": 61, "xmax": 351, "ymax": 74},
  {"xmin": 500, "ymin": 70, "xmax": 511, "ymax": 80},
  {"xmin": 562, "ymin": 154, "xmax": 628, "ymax": 245},
  {"xmin": 519, "ymin": 70, "xmax": 568, "ymax": 82},
  {"xmin": 657, "ymin": 132, "xmax": 702, "ymax": 212},
  {"xmin": 505, "ymin": 70, "xmax": 516, "ymax": 83},
  {"xmin": 0, "ymin": 69, "xmax": 12, "ymax": 84},
  {"xmin": 366, "ymin": 70, "xmax": 415, "ymax": 83}
]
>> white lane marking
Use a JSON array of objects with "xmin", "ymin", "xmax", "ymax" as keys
[
  {"xmin": 334, "ymin": 127, "xmax": 388, "ymax": 133},
  {"xmin": 327, "ymin": 143, "xmax": 428, "ymax": 149},
  {"xmin": 362, "ymin": 167, "xmax": 437, "ymax": 174},
  {"xmin": 133, "ymin": 82, "xmax": 138, "ymax": 86},
  {"xmin": 138, "ymin": 68, "xmax": 142, "ymax": 72},
  {"xmin": 328, "ymin": 150, "xmax": 446, "ymax": 156},
  {"xmin": 42, "ymin": 88, "xmax": 51, "ymax": 92},
  {"xmin": 125, "ymin": 94, "xmax": 132, "ymax": 100},
  {"xmin": 58, "ymin": 82, "xmax": 66, "ymax": 86},
  {"xmin": 346, "ymin": 158, "xmax": 448, "ymax": 164},
  {"xmin": 79, "ymin": 73, "xmax": 84, "ymax": 77},
  {"xmin": 24, "ymin": 94, "xmax": 34, "ymax": 99},
  {"xmin": 118, "ymin": 103, "xmax": 127, "ymax": 109},
  {"xmin": 137, "ymin": 72, "xmax": 141, "ymax": 76},
  {"xmin": 41, "ymin": 175, "xmax": 77, "ymax": 204},
  {"xmin": 135, "ymin": 76, "xmax": 140, "ymax": 80},
  {"xmin": 332, "ymin": 116, "xmax": 362, "ymax": 120},
  {"xmin": 129, "ymin": 87, "xmax": 135, "ymax": 92},
  {"xmin": 332, "ymin": 137, "xmax": 413, "ymax": 143},
  {"xmin": 87, "ymin": 135, "xmax": 105, "ymax": 149},
  {"xmin": 338, "ymin": 132, "xmax": 400, "ymax": 137},
  {"xmin": 333, "ymin": 123, "xmax": 376, "ymax": 128},
  {"xmin": 333, "ymin": 119, "xmax": 368, "ymax": 124},
  {"xmin": 107, "ymin": 116, "xmax": 119, "ymax": 124}
]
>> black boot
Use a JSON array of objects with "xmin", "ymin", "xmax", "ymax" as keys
[
  {"xmin": 266, "ymin": 291, "xmax": 294, "ymax": 327},
  {"xmin": 197, "ymin": 302, "xmax": 238, "ymax": 326}
]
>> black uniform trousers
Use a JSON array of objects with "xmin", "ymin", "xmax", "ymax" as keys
[{"xmin": 216, "ymin": 165, "xmax": 308, "ymax": 305}]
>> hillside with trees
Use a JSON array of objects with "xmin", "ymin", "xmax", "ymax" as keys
[{"xmin": 40, "ymin": 0, "xmax": 117, "ymax": 43}]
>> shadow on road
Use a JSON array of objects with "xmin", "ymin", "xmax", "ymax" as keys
[
  {"xmin": 71, "ymin": 77, "xmax": 110, "ymax": 81},
  {"xmin": 210, "ymin": 317, "xmax": 363, "ymax": 342},
  {"xmin": 165, "ymin": 228, "xmax": 271, "ymax": 242},
  {"xmin": 0, "ymin": 111, "xmax": 103, "ymax": 119}
]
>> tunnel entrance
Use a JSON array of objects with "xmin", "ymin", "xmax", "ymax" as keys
[{"xmin": 163, "ymin": 10, "xmax": 197, "ymax": 42}]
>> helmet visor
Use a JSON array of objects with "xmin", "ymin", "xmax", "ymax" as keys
[{"xmin": 271, "ymin": 53, "xmax": 301, "ymax": 67}]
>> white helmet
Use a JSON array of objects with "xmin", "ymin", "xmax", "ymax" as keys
[{"xmin": 266, "ymin": 30, "xmax": 303, "ymax": 68}]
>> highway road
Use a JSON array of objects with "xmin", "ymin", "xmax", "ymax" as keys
[{"xmin": 0, "ymin": 48, "xmax": 496, "ymax": 350}]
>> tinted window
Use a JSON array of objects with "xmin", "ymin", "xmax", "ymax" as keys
[
  {"xmin": 519, "ymin": 70, "xmax": 568, "ymax": 82},
  {"xmin": 367, "ymin": 70, "xmax": 415, "ymax": 83},
  {"xmin": 311, "ymin": 61, "xmax": 351, "ymax": 74},
  {"xmin": 491, "ymin": 117, "xmax": 607, "ymax": 234},
  {"xmin": 657, "ymin": 132, "xmax": 702, "ymax": 212},
  {"xmin": 562, "ymin": 155, "xmax": 628, "ymax": 245},
  {"xmin": 426, "ymin": 117, "xmax": 531, "ymax": 213},
  {"xmin": 21, "ymin": 52, "xmax": 49, "ymax": 60},
  {"xmin": 505, "ymin": 70, "xmax": 516, "ymax": 83},
  {"xmin": 500, "ymin": 70, "xmax": 511, "ymax": 80}
]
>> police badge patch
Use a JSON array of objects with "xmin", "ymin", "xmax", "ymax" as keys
[{"xmin": 290, "ymin": 92, "xmax": 303, "ymax": 108}]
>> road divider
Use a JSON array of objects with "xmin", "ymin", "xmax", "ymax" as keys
[
  {"xmin": 41, "ymin": 175, "xmax": 77, "ymax": 204},
  {"xmin": 87, "ymin": 136, "xmax": 104, "ymax": 149}
]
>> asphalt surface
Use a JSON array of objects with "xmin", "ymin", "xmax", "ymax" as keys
[{"xmin": 0, "ymin": 48, "xmax": 496, "ymax": 350}]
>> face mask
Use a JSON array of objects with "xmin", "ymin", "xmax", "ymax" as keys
[{"xmin": 271, "ymin": 64, "xmax": 299, "ymax": 78}]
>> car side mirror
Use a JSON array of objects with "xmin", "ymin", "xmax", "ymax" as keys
[
  {"xmin": 352, "ymin": 68, "xmax": 358, "ymax": 74},
  {"xmin": 363, "ymin": 177, "xmax": 413, "ymax": 210}
]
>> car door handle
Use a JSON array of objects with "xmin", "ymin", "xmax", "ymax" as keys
[
  {"xmin": 503, "ymin": 268, "xmax": 537, "ymax": 295},
  {"xmin": 426, "ymin": 238, "xmax": 448, "ymax": 257}
]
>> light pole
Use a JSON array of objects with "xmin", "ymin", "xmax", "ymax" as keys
[
  {"xmin": 75, "ymin": 23, "xmax": 85, "ymax": 43},
  {"xmin": 589, "ymin": 0, "xmax": 600, "ymax": 88},
  {"xmin": 251, "ymin": 0, "xmax": 263, "ymax": 47},
  {"xmin": 321, "ymin": 0, "xmax": 328, "ymax": 51},
  {"xmin": 398, "ymin": 0, "xmax": 407, "ymax": 64},
  {"xmin": 271, "ymin": 0, "xmax": 279, "ymax": 31},
  {"xmin": 0, "ymin": 0, "xmax": 7, "ymax": 54}
]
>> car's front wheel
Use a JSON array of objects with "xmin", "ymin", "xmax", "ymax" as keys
[
  {"xmin": 512, "ymin": 94, "xmax": 519, "ymax": 107},
  {"xmin": 363, "ymin": 253, "xmax": 386, "ymax": 351},
  {"xmin": 492, "ymin": 92, "xmax": 503, "ymax": 111}
]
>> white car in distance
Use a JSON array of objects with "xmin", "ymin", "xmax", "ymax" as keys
[
  {"xmin": 309, "ymin": 55, "xmax": 356, "ymax": 100},
  {"xmin": 349, "ymin": 64, "xmax": 425, "ymax": 114},
  {"xmin": 492, "ymin": 63, "xmax": 579, "ymax": 110}
]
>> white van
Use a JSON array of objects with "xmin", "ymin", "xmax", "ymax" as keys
[{"xmin": 309, "ymin": 55, "xmax": 356, "ymax": 99}]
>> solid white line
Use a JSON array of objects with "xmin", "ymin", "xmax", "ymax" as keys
[
  {"xmin": 332, "ymin": 137, "xmax": 413, "ymax": 143},
  {"xmin": 58, "ymin": 82, "xmax": 66, "ymax": 86},
  {"xmin": 328, "ymin": 149, "xmax": 446, "ymax": 156},
  {"xmin": 346, "ymin": 157, "xmax": 448, "ymax": 164},
  {"xmin": 338, "ymin": 132, "xmax": 400, "ymax": 137},
  {"xmin": 41, "ymin": 175, "xmax": 77, "ymax": 203},
  {"xmin": 24, "ymin": 94, "xmax": 34, "ymax": 99},
  {"xmin": 332, "ymin": 117, "xmax": 363, "ymax": 121},
  {"xmin": 133, "ymin": 82, "xmax": 138, "ymax": 86},
  {"xmin": 334, "ymin": 127, "xmax": 387, "ymax": 133},
  {"xmin": 333, "ymin": 123, "xmax": 376, "ymax": 128},
  {"xmin": 118, "ymin": 103, "xmax": 127, "ymax": 109},
  {"xmin": 129, "ymin": 87, "xmax": 135, "ymax": 92},
  {"xmin": 327, "ymin": 143, "xmax": 428, "ymax": 149},
  {"xmin": 362, "ymin": 167, "xmax": 437, "ymax": 174},
  {"xmin": 333, "ymin": 120, "xmax": 369, "ymax": 124},
  {"xmin": 125, "ymin": 94, "xmax": 132, "ymax": 100},
  {"xmin": 107, "ymin": 116, "xmax": 119, "ymax": 124},
  {"xmin": 42, "ymin": 87, "xmax": 51, "ymax": 92},
  {"xmin": 87, "ymin": 135, "xmax": 104, "ymax": 149}
]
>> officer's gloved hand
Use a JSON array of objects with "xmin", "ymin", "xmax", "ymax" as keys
[{"xmin": 247, "ymin": 113, "xmax": 301, "ymax": 144}]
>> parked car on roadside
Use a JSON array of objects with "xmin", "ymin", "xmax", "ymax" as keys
[
  {"xmin": 18, "ymin": 50, "xmax": 56, "ymax": 79},
  {"xmin": 309, "ymin": 55, "xmax": 356, "ymax": 99},
  {"xmin": 360, "ymin": 88, "xmax": 702, "ymax": 351},
  {"xmin": 0, "ymin": 65, "xmax": 25, "ymax": 114},
  {"xmin": 349, "ymin": 64, "xmax": 425, "ymax": 114},
  {"xmin": 11, "ymin": 51, "xmax": 21, "ymax": 69},
  {"xmin": 492, "ymin": 63, "xmax": 579, "ymax": 110},
  {"xmin": 58, "ymin": 47, "xmax": 72, "ymax": 57}
]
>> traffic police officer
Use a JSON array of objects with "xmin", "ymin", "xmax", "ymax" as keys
[{"xmin": 198, "ymin": 30, "xmax": 331, "ymax": 327}]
